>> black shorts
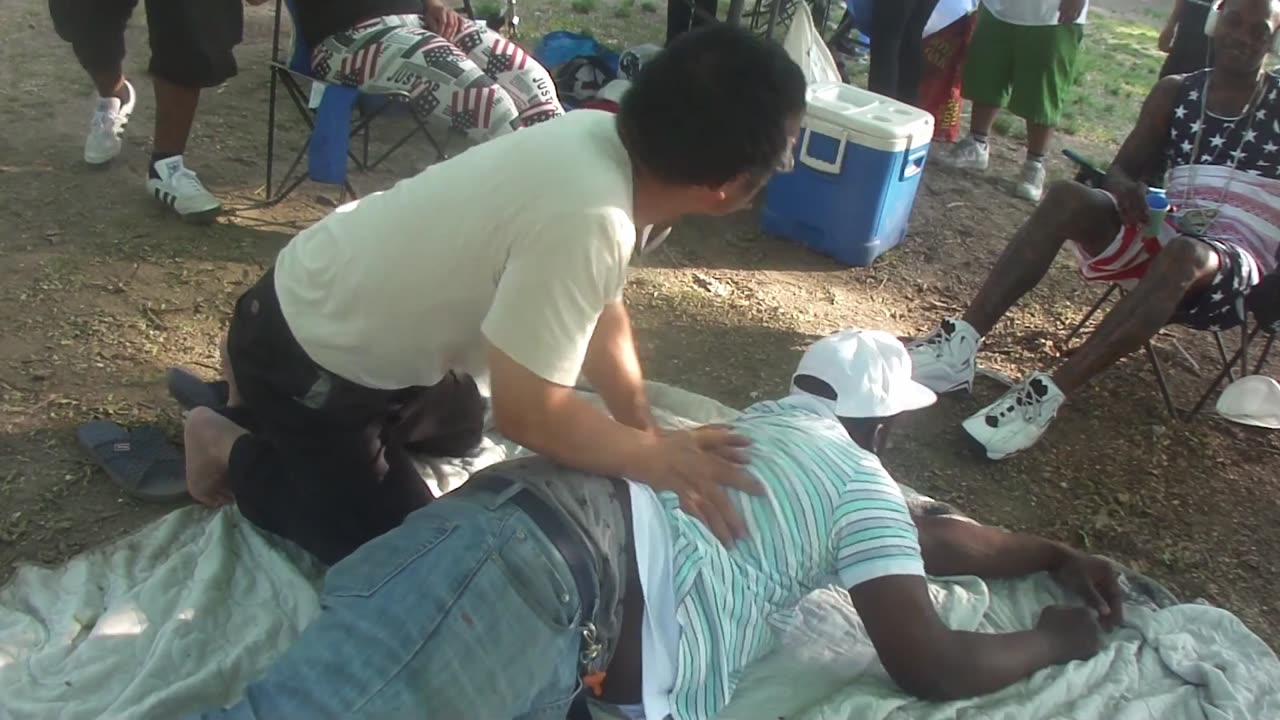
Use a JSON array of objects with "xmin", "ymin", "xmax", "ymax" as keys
[
  {"xmin": 48, "ymin": 0, "xmax": 243, "ymax": 88},
  {"xmin": 1176, "ymin": 238, "xmax": 1254, "ymax": 332}
]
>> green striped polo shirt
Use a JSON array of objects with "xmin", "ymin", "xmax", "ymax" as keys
[{"xmin": 658, "ymin": 398, "xmax": 925, "ymax": 719}]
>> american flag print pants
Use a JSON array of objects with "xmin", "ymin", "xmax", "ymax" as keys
[{"xmin": 311, "ymin": 14, "xmax": 564, "ymax": 144}]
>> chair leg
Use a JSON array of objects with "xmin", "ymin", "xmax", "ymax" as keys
[
  {"xmin": 1144, "ymin": 341, "xmax": 1179, "ymax": 419},
  {"xmin": 266, "ymin": 173, "xmax": 309, "ymax": 208},
  {"xmin": 1168, "ymin": 337, "xmax": 1201, "ymax": 374},
  {"xmin": 265, "ymin": 142, "xmax": 310, "ymax": 206},
  {"xmin": 764, "ymin": 0, "xmax": 785, "ymax": 38},
  {"xmin": 1253, "ymin": 332, "xmax": 1276, "ymax": 375},
  {"xmin": 1212, "ymin": 331, "xmax": 1236, "ymax": 383},
  {"xmin": 1239, "ymin": 323, "xmax": 1248, "ymax": 378},
  {"xmin": 265, "ymin": 0, "xmax": 285, "ymax": 198},
  {"xmin": 1187, "ymin": 324, "xmax": 1263, "ymax": 419},
  {"xmin": 362, "ymin": 114, "xmax": 371, "ymax": 168},
  {"xmin": 264, "ymin": 68, "xmax": 277, "ymax": 197},
  {"xmin": 1064, "ymin": 284, "xmax": 1119, "ymax": 347}
]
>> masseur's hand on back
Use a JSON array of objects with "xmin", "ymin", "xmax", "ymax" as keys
[
  {"xmin": 488, "ymin": 344, "xmax": 763, "ymax": 545},
  {"xmin": 630, "ymin": 425, "xmax": 762, "ymax": 544}
]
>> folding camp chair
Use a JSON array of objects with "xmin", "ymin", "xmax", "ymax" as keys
[
  {"xmin": 738, "ymin": 0, "xmax": 834, "ymax": 40},
  {"xmin": 263, "ymin": 0, "xmax": 469, "ymax": 204},
  {"xmin": 1060, "ymin": 148, "xmax": 1276, "ymax": 420},
  {"xmin": 670, "ymin": 0, "xmax": 829, "ymax": 39}
]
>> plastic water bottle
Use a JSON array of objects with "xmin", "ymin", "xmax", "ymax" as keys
[{"xmin": 1145, "ymin": 188, "xmax": 1169, "ymax": 239}]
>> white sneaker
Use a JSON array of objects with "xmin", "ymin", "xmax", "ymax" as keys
[
  {"xmin": 934, "ymin": 135, "xmax": 990, "ymax": 171},
  {"xmin": 1014, "ymin": 160, "xmax": 1047, "ymax": 202},
  {"xmin": 962, "ymin": 372, "xmax": 1065, "ymax": 460},
  {"xmin": 84, "ymin": 80, "xmax": 136, "ymax": 165},
  {"xmin": 907, "ymin": 318, "xmax": 981, "ymax": 394},
  {"xmin": 146, "ymin": 156, "xmax": 222, "ymax": 222}
]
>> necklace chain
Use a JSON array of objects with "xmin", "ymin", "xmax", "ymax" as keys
[
  {"xmin": 1184, "ymin": 69, "xmax": 1268, "ymax": 235},
  {"xmin": 1182, "ymin": 70, "xmax": 1264, "ymax": 206}
]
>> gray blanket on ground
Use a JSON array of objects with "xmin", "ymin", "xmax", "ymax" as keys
[{"xmin": 1, "ymin": 383, "xmax": 1276, "ymax": 719}]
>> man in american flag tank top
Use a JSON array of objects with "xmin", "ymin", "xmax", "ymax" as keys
[{"xmin": 909, "ymin": 0, "xmax": 1280, "ymax": 461}]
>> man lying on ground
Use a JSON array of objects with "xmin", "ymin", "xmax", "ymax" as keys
[
  {"xmin": 189, "ymin": 329, "xmax": 1120, "ymax": 720},
  {"xmin": 909, "ymin": 0, "xmax": 1280, "ymax": 460},
  {"xmin": 295, "ymin": 0, "xmax": 564, "ymax": 143},
  {"xmin": 180, "ymin": 24, "xmax": 806, "ymax": 564}
]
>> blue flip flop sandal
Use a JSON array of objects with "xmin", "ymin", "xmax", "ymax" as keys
[
  {"xmin": 76, "ymin": 420, "xmax": 189, "ymax": 502},
  {"xmin": 166, "ymin": 367, "xmax": 230, "ymax": 410}
]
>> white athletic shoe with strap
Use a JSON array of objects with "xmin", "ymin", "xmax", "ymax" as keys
[
  {"xmin": 962, "ymin": 372, "xmax": 1065, "ymax": 460},
  {"xmin": 84, "ymin": 80, "xmax": 136, "ymax": 165},
  {"xmin": 146, "ymin": 156, "xmax": 222, "ymax": 222},
  {"xmin": 906, "ymin": 318, "xmax": 982, "ymax": 394},
  {"xmin": 934, "ymin": 135, "xmax": 990, "ymax": 171},
  {"xmin": 1014, "ymin": 159, "xmax": 1047, "ymax": 202}
]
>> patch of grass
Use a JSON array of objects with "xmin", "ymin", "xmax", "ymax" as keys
[
  {"xmin": 570, "ymin": 0, "xmax": 597, "ymax": 14},
  {"xmin": 615, "ymin": 0, "xmax": 636, "ymax": 18},
  {"xmin": 1064, "ymin": 15, "xmax": 1164, "ymax": 146},
  {"xmin": 521, "ymin": 0, "xmax": 665, "ymax": 50},
  {"xmin": 991, "ymin": 113, "xmax": 1017, "ymax": 138},
  {"xmin": 640, "ymin": 0, "xmax": 658, "ymax": 12},
  {"xmin": 474, "ymin": 0, "xmax": 501, "ymax": 21}
]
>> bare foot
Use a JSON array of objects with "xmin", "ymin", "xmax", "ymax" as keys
[{"xmin": 184, "ymin": 406, "xmax": 247, "ymax": 507}]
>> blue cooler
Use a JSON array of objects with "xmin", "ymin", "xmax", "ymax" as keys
[{"xmin": 762, "ymin": 82, "xmax": 935, "ymax": 266}]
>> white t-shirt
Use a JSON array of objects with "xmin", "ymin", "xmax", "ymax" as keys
[
  {"xmin": 982, "ymin": 0, "xmax": 1088, "ymax": 26},
  {"xmin": 273, "ymin": 111, "xmax": 637, "ymax": 390},
  {"xmin": 924, "ymin": 0, "xmax": 978, "ymax": 37}
]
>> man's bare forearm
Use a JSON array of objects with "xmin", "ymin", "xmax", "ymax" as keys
[
  {"xmin": 488, "ymin": 343, "xmax": 657, "ymax": 480},
  {"xmin": 852, "ymin": 576, "xmax": 1078, "ymax": 702},
  {"xmin": 916, "ymin": 515, "xmax": 1067, "ymax": 579},
  {"xmin": 582, "ymin": 300, "xmax": 656, "ymax": 432},
  {"xmin": 497, "ymin": 388, "xmax": 658, "ymax": 478},
  {"xmin": 925, "ymin": 629, "xmax": 1067, "ymax": 700}
]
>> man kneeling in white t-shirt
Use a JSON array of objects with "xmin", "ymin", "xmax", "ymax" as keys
[{"xmin": 179, "ymin": 24, "xmax": 806, "ymax": 564}]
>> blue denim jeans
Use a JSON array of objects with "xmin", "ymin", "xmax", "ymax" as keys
[{"xmin": 190, "ymin": 488, "xmax": 587, "ymax": 719}]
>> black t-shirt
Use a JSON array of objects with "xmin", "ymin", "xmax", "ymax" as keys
[{"xmin": 291, "ymin": 0, "xmax": 423, "ymax": 49}]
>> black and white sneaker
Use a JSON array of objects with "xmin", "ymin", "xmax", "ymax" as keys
[
  {"xmin": 962, "ymin": 372, "xmax": 1065, "ymax": 460},
  {"xmin": 906, "ymin": 318, "xmax": 981, "ymax": 394},
  {"xmin": 146, "ymin": 156, "xmax": 221, "ymax": 223}
]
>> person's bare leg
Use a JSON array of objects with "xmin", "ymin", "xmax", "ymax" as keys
[
  {"xmin": 184, "ymin": 406, "xmax": 246, "ymax": 507},
  {"xmin": 1026, "ymin": 122, "xmax": 1054, "ymax": 158},
  {"xmin": 962, "ymin": 181, "xmax": 1121, "ymax": 335},
  {"xmin": 89, "ymin": 64, "xmax": 130, "ymax": 101},
  {"xmin": 220, "ymin": 331, "xmax": 243, "ymax": 407},
  {"xmin": 1052, "ymin": 237, "xmax": 1220, "ymax": 394},
  {"xmin": 969, "ymin": 103, "xmax": 1001, "ymax": 137},
  {"xmin": 152, "ymin": 77, "xmax": 200, "ymax": 156}
]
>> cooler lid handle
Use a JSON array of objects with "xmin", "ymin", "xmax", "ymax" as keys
[{"xmin": 798, "ymin": 119, "xmax": 848, "ymax": 175}]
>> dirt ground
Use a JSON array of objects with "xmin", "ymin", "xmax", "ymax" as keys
[{"xmin": 2, "ymin": 0, "xmax": 1278, "ymax": 655}]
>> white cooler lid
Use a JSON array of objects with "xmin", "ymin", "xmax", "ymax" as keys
[{"xmin": 804, "ymin": 82, "xmax": 935, "ymax": 152}]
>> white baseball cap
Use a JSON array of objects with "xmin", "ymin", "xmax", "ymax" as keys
[
  {"xmin": 792, "ymin": 329, "xmax": 937, "ymax": 418},
  {"xmin": 1216, "ymin": 374, "xmax": 1280, "ymax": 429}
]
